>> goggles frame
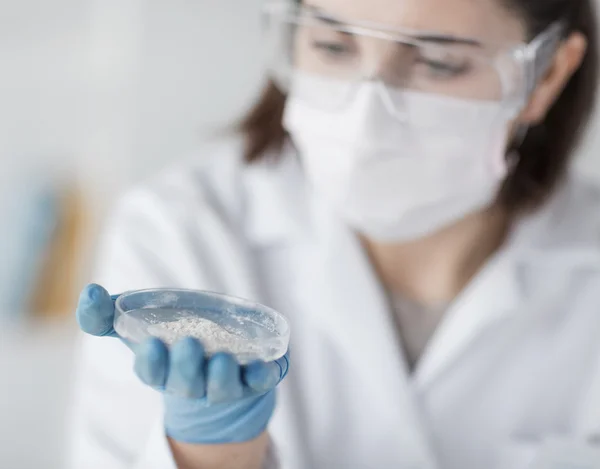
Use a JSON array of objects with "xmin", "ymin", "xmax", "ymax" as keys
[{"xmin": 262, "ymin": 1, "xmax": 565, "ymax": 110}]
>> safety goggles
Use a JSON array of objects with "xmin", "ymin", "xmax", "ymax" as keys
[{"xmin": 262, "ymin": 1, "xmax": 565, "ymax": 117}]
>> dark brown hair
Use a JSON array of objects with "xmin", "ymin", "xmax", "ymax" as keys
[{"xmin": 239, "ymin": 0, "xmax": 598, "ymax": 211}]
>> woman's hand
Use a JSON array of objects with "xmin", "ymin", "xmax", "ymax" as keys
[{"xmin": 76, "ymin": 283, "xmax": 289, "ymax": 445}]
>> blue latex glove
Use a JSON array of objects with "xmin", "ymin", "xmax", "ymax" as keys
[{"xmin": 76, "ymin": 283, "xmax": 290, "ymax": 444}]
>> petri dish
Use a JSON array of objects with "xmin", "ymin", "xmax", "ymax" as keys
[{"xmin": 114, "ymin": 288, "xmax": 290, "ymax": 364}]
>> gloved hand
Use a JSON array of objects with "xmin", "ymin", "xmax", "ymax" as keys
[{"xmin": 76, "ymin": 283, "xmax": 289, "ymax": 444}]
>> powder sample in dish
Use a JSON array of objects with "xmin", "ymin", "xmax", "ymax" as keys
[
  {"xmin": 148, "ymin": 316, "xmax": 265, "ymax": 358},
  {"xmin": 114, "ymin": 289, "xmax": 290, "ymax": 365}
]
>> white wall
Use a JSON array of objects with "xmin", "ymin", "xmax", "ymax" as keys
[
  {"xmin": 0, "ymin": 0, "xmax": 86, "ymax": 184},
  {"xmin": 81, "ymin": 0, "xmax": 266, "ymax": 197},
  {"xmin": 0, "ymin": 0, "xmax": 266, "ymax": 211}
]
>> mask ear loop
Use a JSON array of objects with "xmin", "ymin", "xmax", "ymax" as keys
[
  {"xmin": 505, "ymin": 120, "xmax": 529, "ymax": 176},
  {"xmin": 491, "ymin": 126, "xmax": 521, "ymax": 179}
]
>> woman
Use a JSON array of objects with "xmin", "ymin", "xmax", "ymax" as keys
[{"xmin": 69, "ymin": 0, "xmax": 600, "ymax": 467}]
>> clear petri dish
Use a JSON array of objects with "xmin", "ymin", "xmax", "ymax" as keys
[{"xmin": 114, "ymin": 288, "xmax": 290, "ymax": 364}]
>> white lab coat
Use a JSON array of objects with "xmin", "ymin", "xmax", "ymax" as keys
[{"xmin": 68, "ymin": 138, "xmax": 600, "ymax": 469}]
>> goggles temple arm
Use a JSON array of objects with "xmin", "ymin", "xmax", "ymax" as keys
[{"xmin": 523, "ymin": 21, "xmax": 567, "ymax": 94}]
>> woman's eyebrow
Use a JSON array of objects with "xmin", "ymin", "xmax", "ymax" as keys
[{"xmin": 413, "ymin": 34, "xmax": 481, "ymax": 47}]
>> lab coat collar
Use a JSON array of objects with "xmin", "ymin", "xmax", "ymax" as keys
[
  {"xmin": 509, "ymin": 175, "xmax": 600, "ymax": 266},
  {"xmin": 412, "ymin": 244, "xmax": 523, "ymax": 389}
]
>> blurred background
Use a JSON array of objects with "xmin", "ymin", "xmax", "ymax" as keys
[
  {"xmin": 0, "ymin": 1, "xmax": 599, "ymax": 468},
  {"xmin": 0, "ymin": 1, "xmax": 265, "ymax": 468}
]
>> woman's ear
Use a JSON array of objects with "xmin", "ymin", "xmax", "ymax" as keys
[{"xmin": 519, "ymin": 32, "xmax": 587, "ymax": 125}]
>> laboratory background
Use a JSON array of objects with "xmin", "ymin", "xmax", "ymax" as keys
[{"xmin": 0, "ymin": 1, "xmax": 599, "ymax": 468}]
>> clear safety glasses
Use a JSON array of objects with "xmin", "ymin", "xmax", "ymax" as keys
[{"xmin": 262, "ymin": 1, "xmax": 565, "ymax": 117}]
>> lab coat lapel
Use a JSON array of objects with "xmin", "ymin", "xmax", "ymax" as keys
[
  {"xmin": 412, "ymin": 248, "xmax": 523, "ymax": 390},
  {"xmin": 308, "ymin": 196, "xmax": 441, "ymax": 469}
]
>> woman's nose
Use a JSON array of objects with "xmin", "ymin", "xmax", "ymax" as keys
[{"xmin": 360, "ymin": 37, "xmax": 415, "ymax": 87}]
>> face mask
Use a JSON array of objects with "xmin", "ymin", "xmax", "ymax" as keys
[{"xmin": 282, "ymin": 77, "xmax": 517, "ymax": 242}]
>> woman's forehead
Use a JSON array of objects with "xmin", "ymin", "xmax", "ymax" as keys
[{"xmin": 303, "ymin": 0, "xmax": 526, "ymax": 44}]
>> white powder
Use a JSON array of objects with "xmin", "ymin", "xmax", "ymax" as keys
[{"xmin": 148, "ymin": 316, "xmax": 265, "ymax": 359}]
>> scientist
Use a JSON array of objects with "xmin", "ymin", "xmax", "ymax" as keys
[{"xmin": 70, "ymin": 0, "xmax": 600, "ymax": 467}]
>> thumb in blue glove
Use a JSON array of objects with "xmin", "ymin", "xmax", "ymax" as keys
[
  {"xmin": 76, "ymin": 283, "xmax": 120, "ymax": 338},
  {"xmin": 76, "ymin": 283, "xmax": 290, "ymax": 444}
]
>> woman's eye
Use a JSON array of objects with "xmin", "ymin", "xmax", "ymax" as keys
[
  {"xmin": 312, "ymin": 41, "xmax": 353, "ymax": 58},
  {"xmin": 416, "ymin": 57, "xmax": 470, "ymax": 78}
]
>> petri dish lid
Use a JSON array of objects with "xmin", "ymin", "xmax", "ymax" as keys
[{"xmin": 114, "ymin": 288, "xmax": 290, "ymax": 364}]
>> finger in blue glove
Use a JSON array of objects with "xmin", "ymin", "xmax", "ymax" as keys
[
  {"xmin": 134, "ymin": 337, "xmax": 169, "ymax": 390},
  {"xmin": 167, "ymin": 337, "xmax": 207, "ymax": 399}
]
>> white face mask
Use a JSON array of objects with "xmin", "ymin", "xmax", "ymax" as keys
[{"xmin": 282, "ymin": 77, "xmax": 517, "ymax": 242}]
